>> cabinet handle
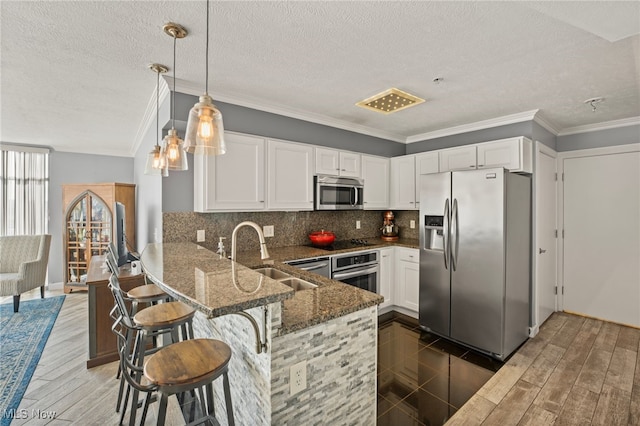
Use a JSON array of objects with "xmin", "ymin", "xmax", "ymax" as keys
[
  {"xmin": 469, "ymin": 165, "xmax": 475, "ymax": 168},
  {"xmin": 478, "ymin": 164, "xmax": 484, "ymax": 167}
]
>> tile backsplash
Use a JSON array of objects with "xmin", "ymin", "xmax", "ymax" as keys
[{"xmin": 163, "ymin": 210, "xmax": 418, "ymax": 251}]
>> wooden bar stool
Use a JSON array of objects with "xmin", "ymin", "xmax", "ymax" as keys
[
  {"xmin": 105, "ymin": 246, "xmax": 170, "ymax": 315},
  {"xmin": 144, "ymin": 338, "xmax": 235, "ymax": 426},
  {"xmin": 108, "ymin": 274, "xmax": 196, "ymax": 425}
]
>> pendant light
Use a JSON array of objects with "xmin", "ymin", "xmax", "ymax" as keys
[
  {"xmin": 161, "ymin": 23, "xmax": 189, "ymax": 171},
  {"xmin": 144, "ymin": 64, "xmax": 169, "ymax": 176},
  {"xmin": 183, "ymin": 0, "xmax": 226, "ymax": 156}
]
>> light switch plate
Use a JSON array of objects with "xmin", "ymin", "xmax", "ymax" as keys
[
  {"xmin": 356, "ymin": 220, "xmax": 361, "ymax": 229},
  {"xmin": 263, "ymin": 225, "xmax": 274, "ymax": 238},
  {"xmin": 410, "ymin": 220, "xmax": 416, "ymax": 229},
  {"xmin": 197, "ymin": 229, "xmax": 205, "ymax": 242}
]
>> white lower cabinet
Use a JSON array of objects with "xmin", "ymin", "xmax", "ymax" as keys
[
  {"xmin": 266, "ymin": 140, "xmax": 314, "ymax": 211},
  {"xmin": 378, "ymin": 247, "xmax": 395, "ymax": 309},
  {"xmin": 394, "ymin": 248, "xmax": 419, "ymax": 312}
]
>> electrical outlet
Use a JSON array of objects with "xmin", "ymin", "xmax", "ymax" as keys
[
  {"xmin": 356, "ymin": 220, "xmax": 361, "ymax": 229},
  {"xmin": 263, "ymin": 225, "xmax": 274, "ymax": 238},
  {"xmin": 410, "ymin": 220, "xmax": 416, "ymax": 229},
  {"xmin": 289, "ymin": 361, "xmax": 307, "ymax": 395},
  {"xmin": 197, "ymin": 229, "xmax": 205, "ymax": 242}
]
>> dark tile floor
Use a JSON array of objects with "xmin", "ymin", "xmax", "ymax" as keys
[{"xmin": 377, "ymin": 312, "xmax": 503, "ymax": 426}]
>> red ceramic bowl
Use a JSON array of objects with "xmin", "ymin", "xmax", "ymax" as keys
[{"xmin": 308, "ymin": 230, "xmax": 336, "ymax": 247}]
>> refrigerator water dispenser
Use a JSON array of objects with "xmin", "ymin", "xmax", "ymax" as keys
[{"xmin": 424, "ymin": 215, "xmax": 444, "ymax": 250}]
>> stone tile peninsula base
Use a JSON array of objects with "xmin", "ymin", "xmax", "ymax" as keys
[{"xmin": 193, "ymin": 303, "xmax": 378, "ymax": 425}]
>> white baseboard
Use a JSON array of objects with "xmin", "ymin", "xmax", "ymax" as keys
[{"xmin": 528, "ymin": 324, "xmax": 540, "ymax": 338}]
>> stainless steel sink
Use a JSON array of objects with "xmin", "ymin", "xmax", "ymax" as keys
[
  {"xmin": 278, "ymin": 278, "xmax": 318, "ymax": 291},
  {"xmin": 253, "ymin": 268, "xmax": 291, "ymax": 280},
  {"xmin": 253, "ymin": 267, "xmax": 317, "ymax": 291}
]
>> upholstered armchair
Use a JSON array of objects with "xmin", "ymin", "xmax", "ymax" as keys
[{"xmin": 0, "ymin": 234, "xmax": 52, "ymax": 312}]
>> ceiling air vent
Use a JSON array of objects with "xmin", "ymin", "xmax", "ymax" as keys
[{"xmin": 356, "ymin": 88, "xmax": 425, "ymax": 114}]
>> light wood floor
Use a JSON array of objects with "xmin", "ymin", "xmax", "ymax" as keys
[
  {"xmin": 3, "ymin": 287, "xmax": 640, "ymax": 425},
  {"xmin": 448, "ymin": 311, "xmax": 640, "ymax": 425},
  {"xmin": 2, "ymin": 287, "xmax": 185, "ymax": 425}
]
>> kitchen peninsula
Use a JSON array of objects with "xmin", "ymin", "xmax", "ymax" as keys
[{"xmin": 140, "ymin": 242, "xmax": 383, "ymax": 425}]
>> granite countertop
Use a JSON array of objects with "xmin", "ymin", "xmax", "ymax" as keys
[
  {"xmin": 140, "ymin": 238, "xmax": 419, "ymax": 335},
  {"xmin": 140, "ymin": 242, "xmax": 295, "ymax": 318}
]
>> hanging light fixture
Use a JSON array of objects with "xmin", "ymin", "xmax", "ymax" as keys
[
  {"xmin": 161, "ymin": 23, "xmax": 189, "ymax": 171},
  {"xmin": 183, "ymin": 0, "xmax": 226, "ymax": 156},
  {"xmin": 144, "ymin": 63, "xmax": 169, "ymax": 176}
]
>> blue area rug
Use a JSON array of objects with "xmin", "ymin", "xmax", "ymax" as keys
[{"xmin": 0, "ymin": 296, "xmax": 65, "ymax": 425}]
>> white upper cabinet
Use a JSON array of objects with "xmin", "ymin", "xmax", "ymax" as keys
[
  {"xmin": 315, "ymin": 147, "xmax": 361, "ymax": 177},
  {"xmin": 415, "ymin": 151, "xmax": 439, "ymax": 176},
  {"xmin": 266, "ymin": 140, "xmax": 314, "ymax": 211},
  {"xmin": 361, "ymin": 155, "xmax": 389, "ymax": 209},
  {"xmin": 477, "ymin": 137, "xmax": 532, "ymax": 173},
  {"xmin": 414, "ymin": 151, "xmax": 439, "ymax": 209},
  {"xmin": 390, "ymin": 155, "xmax": 417, "ymax": 210},
  {"xmin": 439, "ymin": 145, "xmax": 477, "ymax": 172},
  {"xmin": 194, "ymin": 132, "xmax": 265, "ymax": 212},
  {"xmin": 339, "ymin": 151, "xmax": 362, "ymax": 177},
  {"xmin": 315, "ymin": 147, "xmax": 340, "ymax": 175}
]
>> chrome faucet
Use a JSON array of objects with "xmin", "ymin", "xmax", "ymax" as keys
[{"xmin": 231, "ymin": 221, "xmax": 270, "ymax": 262}]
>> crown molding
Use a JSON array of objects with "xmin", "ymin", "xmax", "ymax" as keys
[
  {"xmin": 53, "ymin": 145, "xmax": 134, "ymax": 157},
  {"xmin": 557, "ymin": 116, "xmax": 640, "ymax": 136},
  {"xmin": 169, "ymin": 77, "xmax": 406, "ymax": 143},
  {"xmin": 532, "ymin": 112, "xmax": 560, "ymax": 135},
  {"xmin": 131, "ymin": 79, "xmax": 171, "ymax": 157},
  {"xmin": 405, "ymin": 110, "xmax": 540, "ymax": 144}
]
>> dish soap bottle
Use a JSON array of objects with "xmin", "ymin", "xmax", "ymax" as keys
[{"xmin": 216, "ymin": 237, "xmax": 227, "ymax": 259}]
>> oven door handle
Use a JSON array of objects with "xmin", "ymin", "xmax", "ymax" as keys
[
  {"xmin": 297, "ymin": 263, "xmax": 329, "ymax": 271},
  {"xmin": 332, "ymin": 265, "xmax": 378, "ymax": 280}
]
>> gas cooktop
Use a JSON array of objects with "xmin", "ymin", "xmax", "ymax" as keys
[{"xmin": 311, "ymin": 239, "xmax": 373, "ymax": 251}]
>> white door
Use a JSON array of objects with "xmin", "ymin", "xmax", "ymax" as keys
[
  {"xmin": 535, "ymin": 144, "xmax": 557, "ymax": 327},
  {"xmin": 563, "ymin": 150, "xmax": 640, "ymax": 327}
]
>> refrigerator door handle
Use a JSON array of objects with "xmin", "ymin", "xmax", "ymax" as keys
[
  {"xmin": 451, "ymin": 198, "xmax": 459, "ymax": 271},
  {"xmin": 443, "ymin": 199, "xmax": 450, "ymax": 270}
]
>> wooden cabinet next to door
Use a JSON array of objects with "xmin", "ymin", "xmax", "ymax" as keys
[
  {"xmin": 86, "ymin": 255, "xmax": 145, "ymax": 368},
  {"xmin": 62, "ymin": 182, "xmax": 135, "ymax": 293}
]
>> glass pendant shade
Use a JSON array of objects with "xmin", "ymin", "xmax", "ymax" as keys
[
  {"xmin": 162, "ymin": 128, "xmax": 188, "ymax": 171},
  {"xmin": 144, "ymin": 145, "xmax": 169, "ymax": 176},
  {"xmin": 184, "ymin": 95, "xmax": 226, "ymax": 155}
]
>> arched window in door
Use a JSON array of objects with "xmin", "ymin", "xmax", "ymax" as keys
[{"xmin": 64, "ymin": 191, "xmax": 111, "ymax": 284}]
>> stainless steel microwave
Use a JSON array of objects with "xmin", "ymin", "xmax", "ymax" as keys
[{"xmin": 314, "ymin": 175, "xmax": 364, "ymax": 210}]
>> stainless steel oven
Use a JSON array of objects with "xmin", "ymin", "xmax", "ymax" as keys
[
  {"xmin": 331, "ymin": 250, "xmax": 378, "ymax": 293},
  {"xmin": 314, "ymin": 175, "xmax": 364, "ymax": 210}
]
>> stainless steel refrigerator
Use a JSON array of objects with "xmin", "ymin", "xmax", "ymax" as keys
[{"xmin": 419, "ymin": 167, "xmax": 531, "ymax": 360}]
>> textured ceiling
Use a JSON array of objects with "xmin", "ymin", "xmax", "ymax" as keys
[{"xmin": 1, "ymin": 1, "xmax": 639, "ymax": 157}]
